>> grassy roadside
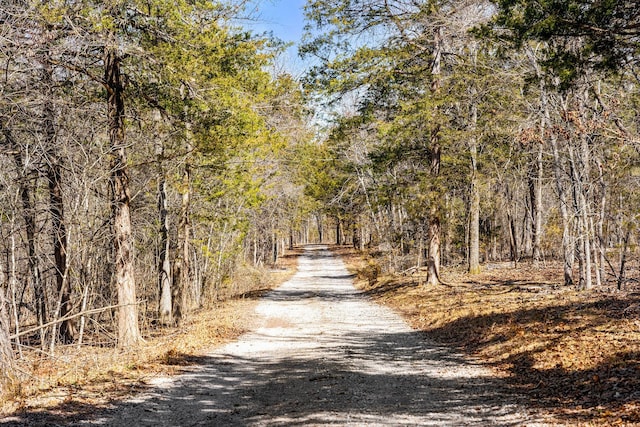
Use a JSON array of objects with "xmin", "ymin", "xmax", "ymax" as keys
[
  {"xmin": 1, "ymin": 249, "xmax": 301, "ymax": 421},
  {"xmin": 334, "ymin": 245, "xmax": 640, "ymax": 426}
]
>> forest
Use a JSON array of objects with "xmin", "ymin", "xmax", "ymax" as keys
[{"xmin": 1, "ymin": 0, "xmax": 640, "ymax": 422}]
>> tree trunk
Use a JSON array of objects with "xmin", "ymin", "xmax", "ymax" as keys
[
  {"xmin": 316, "ymin": 213, "xmax": 323, "ymax": 243},
  {"xmin": 21, "ymin": 168, "xmax": 45, "ymax": 341},
  {"xmin": 590, "ymin": 216, "xmax": 601, "ymax": 287},
  {"xmin": 503, "ymin": 181, "xmax": 519, "ymax": 267},
  {"xmin": 567, "ymin": 87, "xmax": 593, "ymax": 291},
  {"xmin": 468, "ymin": 99, "xmax": 480, "ymax": 274},
  {"xmin": 508, "ymin": 211, "xmax": 519, "ymax": 267},
  {"xmin": 546, "ymin": 101, "xmax": 574, "ymax": 286},
  {"xmin": 577, "ymin": 89, "xmax": 593, "ymax": 289},
  {"xmin": 173, "ymin": 158, "xmax": 191, "ymax": 323},
  {"xmin": 156, "ymin": 132, "xmax": 172, "ymax": 326},
  {"xmin": 0, "ymin": 286, "xmax": 15, "ymax": 395},
  {"xmin": 618, "ymin": 227, "xmax": 631, "ymax": 290},
  {"xmin": 596, "ymin": 161, "xmax": 607, "ymax": 286},
  {"xmin": 253, "ymin": 232, "xmax": 259, "ymax": 265},
  {"xmin": 8, "ymin": 226, "xmax": 21, "ymax": 357},
  {"xmin": 426, "ymin": 140, "xmax": 442, "ymax": 285},
  {"xmin": 289, "ymin": 228, "xmax": 294, "ymax": 250},
  {"xmin": 531, "ymin": 141, "xmax": 543, "ymax": 265},
  {"xmin": 578, "ymin": 108, "xmax": 593, "ymax": 289},
  {"xmin": 569, "ymin": 143, "xmax": 592, "ymax": 290},
  {"xmin": 529, "ymin": 49, "xmax": 573, "ymax": 285},
  {"xmin": 579, "ymin": 179, "xmax": 592, "ymax": 290},
  {"xmin": 443, "ymin": 194, "xmax": 453, "ymax": 266},
  {"xmin": 42, "ymin": 64, "xmax": 74, "ymax": 343},
  {"xmin": 48, "ymin": 156, "xmax": 73, "ymax": 342},
  {"xmin": 426, "ymin": 215, "xmax": 441, "ymax": 285},
  {"xmin": 105, "ymin": 46, "xmax": 141, "ymax": 347},
  {"xmin": 272, "ymin": 229, "xmax": 278, "ymax": 265},
  {"xmin": 352, "ymin": 222, "xmax": 360, "ymax": 250},
  {"xmin": 173, "ymin": 96, "xmax": 193, "ymax": 323},
  {"xmin": 425, "ymin": 26, "xmax": 444, "ymax": 286},
  {"xmin": 2, "ymin": 124, "xmax": 47, "ymax": 344}
]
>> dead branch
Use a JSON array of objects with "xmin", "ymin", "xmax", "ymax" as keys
[{"xmin": 10, "ymin": 303, "xmax": 134, "ymax": 340}]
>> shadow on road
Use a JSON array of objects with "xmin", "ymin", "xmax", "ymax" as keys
[
  {"xmin": 2, "ymin": 245, "xmax": 545, "ymax": 426},
  {"xmin": 3, "ymin": 332, "xmax": 538, "ymax": 426}
]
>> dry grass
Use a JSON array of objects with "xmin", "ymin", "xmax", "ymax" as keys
[
  {"xmin": 1, "ymin": 250, "xmax": 300, "ymax": 420},
  {"xmin": 335, "ymin": 246, "xmax": 640, "ymax": 426}
]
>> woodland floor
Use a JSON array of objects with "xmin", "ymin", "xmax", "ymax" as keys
[{"xmin": 337, "ymin": 246, "xmax": 640, "ymax": 426}]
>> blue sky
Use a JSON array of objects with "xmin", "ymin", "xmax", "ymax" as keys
[
  {"xmin": 248, "ymin": 0, "xmax": 309, "ymax": 74},
  {"xmin": 252, "ymin": 0, "xmax": 307, "ymax": 44}
]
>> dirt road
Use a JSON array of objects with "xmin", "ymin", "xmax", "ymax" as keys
[{"xmin": 86, "ymin": 245, "xmax": 548, "ymax": 426}]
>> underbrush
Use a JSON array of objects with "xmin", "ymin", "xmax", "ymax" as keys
[
  {"xmin": 336, "ymin": 246, "xmax": 640, "ymax": 426},
  {"xmin": 0, "ymin": 251, "xmax": 300, "ymax": 420}
]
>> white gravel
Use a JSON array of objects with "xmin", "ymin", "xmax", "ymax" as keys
[{"xmin": 87, "ymin": 245, "xmax": 551, "ymax": 426}]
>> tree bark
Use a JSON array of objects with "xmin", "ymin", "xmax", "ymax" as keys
[
  {"xmin": 105, "ymin": 45, "xmax": 142, "ymax": 347},
  {"xmin": 529, "ymin": 48, "xmax": 573, "ymax": 285},
  {"xmin": 156, "ymin": 130, "xmax": 172, "ymax": 326},
  {"xmin": 2, "ymin": 124, "xmax": 47, "ymax": 343},
  {"xmin": 596, "ymin": 160, "xmax": 607, "ymax": 286},
  {"xmin": 569, "ymin": 143, "xmax": 591, "ymax": 290},
  {"xmin": 508, "ymin": 211, "xmax": 519, "ymax": 267},
  {"xmin": 468, "ymin": 99, "xmax": 480, "ymax": 275},
  {"xmin": 173, "ymin": 93, "xmax": 193, "ymax": 323},
  {"xmin": 8, "ymin": 224, "xmax": 21, "ymax": 357},
  {"xmin": 618, "ymin": 226, "xmax": 631, "ymax": 290},
  {"xmin": 567, "ymin": 87, "xmax": 593, "ymax": 290},
  {"xmin": 425, "ymin": 26, "xmax": 444, "ymax": 286},
  {"xmin": 272, "ymin": 228, "xmax": 278, "ymax": 265},
  {"xmin": 426, "ymin": 215, "xmax": 441, "ymax": 285},
  {"xmin": 531, "ymin": 141, "xmax": 543, "ymax": 266},
  {"xmin": 0, "ymin": 286, "xmax": 15, "ymax": 395},
  {"xmin": 316, "ymin": 213, "xmax": 323, "ymax": 243},
  {"xmin": 426, "ymin": 139, "xmax": 442, "ymax": 285},
  {"xmin": 578, "ymin": 88, "xmax": 593, "ymax": 289},
  {"xmin": 42, "ymin": 63, "xmax": 74, "ymax": 343},
  {"xmin": 545, "ymin": 94, "xmax": 574, "ymax": 286},
  {"xmin": 172, "ymin": 164, "xmax": 190, "ymax": 323}
]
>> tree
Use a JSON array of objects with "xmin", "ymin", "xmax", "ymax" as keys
[
  {"xmin": 153, "ymin": 110, "xmax": 173, "ymax": 326},
  {"xmin": 2, "ymin": 125, "xmax": 46, "ymax": 340},
  {"xmin": 0, "ymin": 285, "xmax": 15, "ymax": 396},
  {"xmin": 104, "ymin": 34, "xmax": 142, "ymax": 346},
  {"xmin": 42, "ymin": 64, "xmax": 74, "ymax": 344},
  {"xmin": 486, "ymin": 0, "xmax": 640, "ymax": 83}
]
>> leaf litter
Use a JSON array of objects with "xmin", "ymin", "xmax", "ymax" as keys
[{"xmin": 336, "ymin": 246, "xmax": 640, "ymax": 426}]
